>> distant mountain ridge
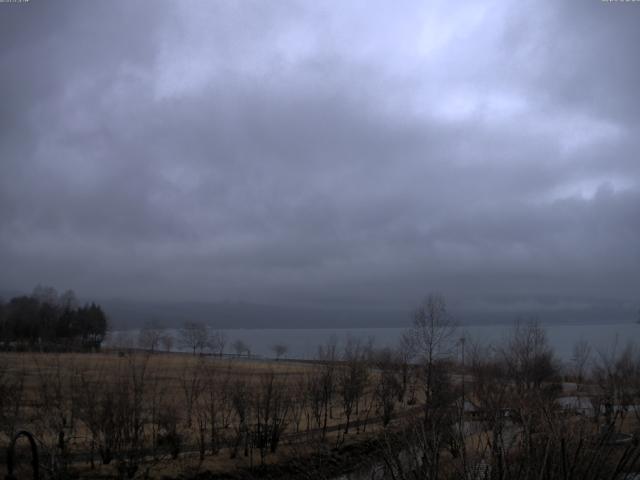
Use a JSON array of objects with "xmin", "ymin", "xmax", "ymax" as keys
[
  {"xmin": 2, "ymin": 290, "xmax": 636, "ymax": 330},
  {"xmin": 100, "ymin": 299, "xmax": 410, "ymax": 330},
  {"xmin": 101, "ymin": 299, "xmax": 637, "ymax": 330}
]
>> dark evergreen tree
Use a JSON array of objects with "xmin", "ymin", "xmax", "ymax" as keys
[{"xmin": 0, "ymin": 287, "xmax": 108, "ymax": 351}]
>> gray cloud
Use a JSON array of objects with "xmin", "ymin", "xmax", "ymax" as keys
[{"xmin": 1, "ymin": 0, "xmax": 639, "ymax": 320}]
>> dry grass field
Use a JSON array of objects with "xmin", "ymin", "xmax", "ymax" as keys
[
  {"xmin": 0, "ymin": 350, "xmax": 416, "ymax": 479},
  {"xmin": 3, "ymin": 320, "xmax": 640, "ymax": 479}
]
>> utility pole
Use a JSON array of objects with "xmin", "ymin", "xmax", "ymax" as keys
[
  {"xmin": 459, "ymin": 335, "xmax": 467, "ymax": 475},
  {"xmin": 460, "ymin": 335, "xmax": 466, "ymax": 410}
]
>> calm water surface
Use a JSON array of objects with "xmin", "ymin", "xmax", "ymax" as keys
[
  {"xmin": 218, "ymin": 323, "xmax": 640, "ymax": 361},
  {"xmin": 114, "ymin": 323, "xmax": 640, "ymax": 362}
]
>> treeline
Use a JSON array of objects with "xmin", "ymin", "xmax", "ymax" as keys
[
  {"xmin": 1, "ymin": 294, "xmax": 640, "ymax": 479},
  {"xmin": 0, "ymin": 285, "xmax": 108, "ymax": 351}
]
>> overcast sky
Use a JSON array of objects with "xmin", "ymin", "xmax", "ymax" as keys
[{"xmin": 1, "ymin": 0, "xmax": 639, "ymax": 315}]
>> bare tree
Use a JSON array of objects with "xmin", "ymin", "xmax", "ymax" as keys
[
  {"xmin": 374, "ymin": 327, "xmax": 640, "ymax": 480},
  {"xmin": 75, "ymin": 353, "xmax": 151, "ymax": 472},
  {"xmin": 200, "ymin": 363, "xmax": 234, "ymax": 456},
  {"xmin": 74, "ymin": 363, "xmax": 116, "ymax": 466},
  {"xmin": 338, "ymin": 337, "xmax": 370, "ymax": 433},
  {"xmin": 137, "ymin": 320, "xmax": 164, "ymax": 353},
  {"xmin": 395, "ymin": 337, "xmax": 414, "ymax": 404},
  {"xmin": 207, "ymin": 329, "xmax": 227, "ymax": 357},
  {"xmin": 112, "ymin": 330, "xmax": 135, "ymax": 350},
  {"xmin": 405, "ymin": 294, "xmax": 456, "ymax": 412},
  {"xmin": 32, "ymin": 284, "xmax": 59, "ymax": 305},
  {"xmin": 230, "ymin": 377, "xmax": 251, "ymax": 459},
  {"xmin": 401, "ymin": 294, "xmax": 458, "ymax": 477},
  {"xmin": 179, "ymin": 321, "xmax": 209, "ymax": 355},
  {"xmin": 373, "ymin": 348, "xmax": 402, "ymax": 427},
  {"xmin": 271, "ymin": 343, "xmax": 288, "ymax": 360},
  {"xmin": 500, "ymin": 321, "xmax": 561, "ymax": 469},
  {"xmin": 157, "ymin": 403, "xmax": 182, "ymax": 460},
  {"xmin": 592, "ymin": 341, "xmax": 639, "ymax": 429},
  {"xmin": 59, "ymin": 289, "xmax": 78, "ymax": 311},
  {"xmin": 251, "ymin": 370, "xmax": 291, "ymax": 464},
  {"xmin": 146, "ymin": 365, "xmax": 167, "ymax": 459},
  {"xmin": 119, "ymin": 353, "xmax": 150, "ymax": 477},
  {"xmin": 160, "ymin": 334, "xmax": 174, "ymax": 353},
  {"xmin": 315, "ymin": 337, "xmax": 338, "ymax": 439},
  {"xmin": 232, "ymin": 339, "xmax": 250, "ymax": 357},
  {"xmin": 32, "ymin": 354, "xmax": 77, "ymax": 476},
  {"xmin": 289, "ymin": 373, "xmax": 308, "ymax": 434},
  {"xmin": 306, "ymin": 368, "xmax": 325, "ymax": 436},
  {"xmin": 0, "ymin": 363, "xmax": 26, "ymax": 448},
  {"xmin": 180, "ymin": 357, "xmax": 205, "ymax": 428},
  {"xmin": 406, "ymin": 294, "xmax": 456, "ymax": 355},
  {"xmin": 469, "ymin": 341, "xmax": 512, "ymax": 478},
  {"xmin": 571, "ymin": 338, "xmax": 592, "ymax": 384},
  {"xmin": 502, "ymin": 319, "xmax": 559, "ymax": 393}
]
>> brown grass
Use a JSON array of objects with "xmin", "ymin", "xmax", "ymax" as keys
[{"xmin": 0, "ymin": 351, "xmax": 412, "ymax": 479}]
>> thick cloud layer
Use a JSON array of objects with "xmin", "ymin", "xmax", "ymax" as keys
[{"xmin": 1, "ymin": 0, "xmax": 639, "ymax": 319}]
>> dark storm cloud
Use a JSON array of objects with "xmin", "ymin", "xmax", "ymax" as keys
[{"xmin": 1, "ymin": 0, "xmax": 638, "ymax": 318}]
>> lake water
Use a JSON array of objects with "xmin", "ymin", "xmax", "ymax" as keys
[{"xmin": 112, "ymin": 323, "xmax": 640, "ymax": 363}]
